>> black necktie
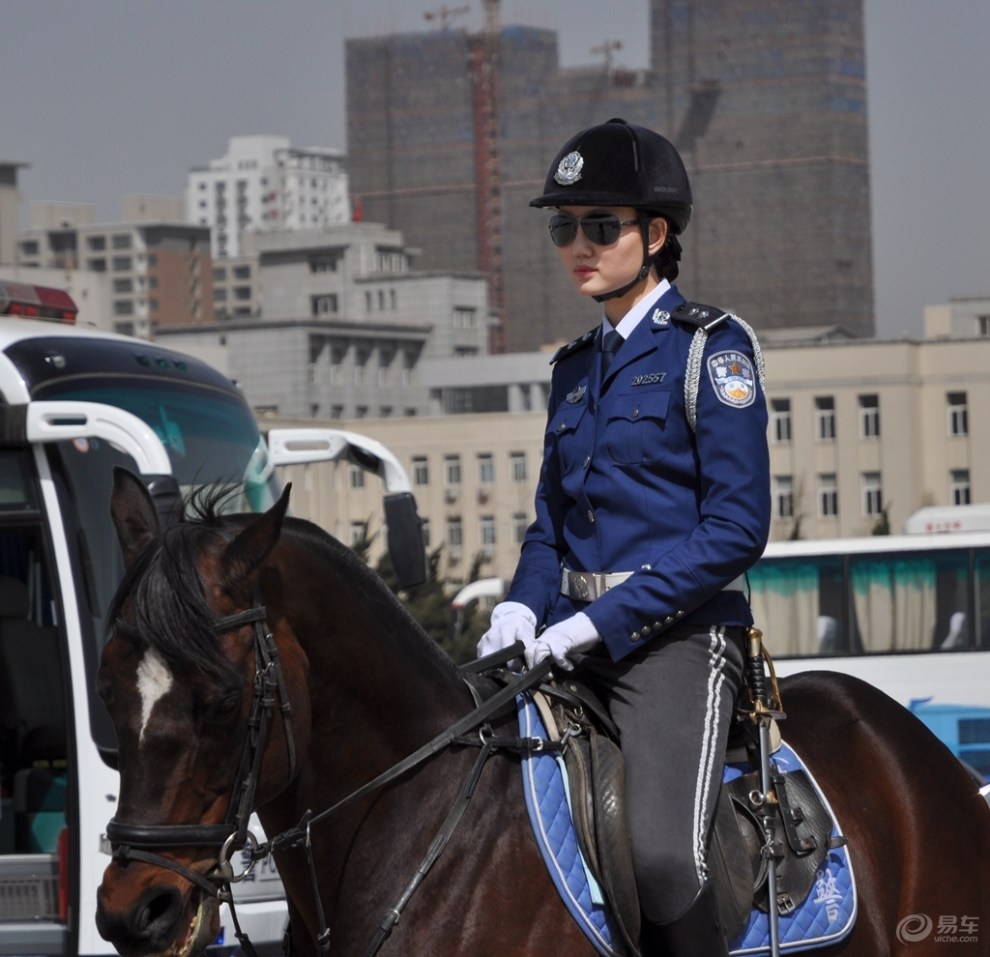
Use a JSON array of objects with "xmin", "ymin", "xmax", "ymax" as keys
[{"xmin": 601, "ymin": 329, "xmax": 623, "ymax": 377}]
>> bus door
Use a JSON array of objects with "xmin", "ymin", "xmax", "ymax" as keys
[{"xmin": 0, "ymin": 446, "xmax": 71, "ymax": 957}]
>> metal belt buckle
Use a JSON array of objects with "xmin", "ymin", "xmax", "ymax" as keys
[{"xmin": 572, "ymin": 572, "xmax": 592, "ymax": 601}]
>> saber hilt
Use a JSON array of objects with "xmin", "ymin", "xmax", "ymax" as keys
[{"xmin": 745, "ymin": 627, "xmax": 784, "ymax": 957}]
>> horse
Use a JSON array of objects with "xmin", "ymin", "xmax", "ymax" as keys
[{"xmin": 95, "ymin": 469, "xmax": 990, "ymax": 957}]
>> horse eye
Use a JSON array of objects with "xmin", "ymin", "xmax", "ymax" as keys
[
  {"xmin": 97, "ymin": 674, "xmax": 116, "ymax": 706},
  {"xmin": 212, "ymin": 691, "xmax": 241, "ymax": 716}
]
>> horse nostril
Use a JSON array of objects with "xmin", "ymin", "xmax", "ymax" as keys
[
  {"xmin": 138, "ymin": 886, "xmax": 181, "ymax": 931},
  {"xmin": 122, "ymin": 885, "xmax": 184, "ymax": 952},
  {"xmin": 97, "ymin": 884, "xmax": 182, "ymax": 955}
]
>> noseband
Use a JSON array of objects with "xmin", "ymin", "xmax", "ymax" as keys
[{"xmin": 105, "ymin": 595, "xmax": 296, "ymax": 899}]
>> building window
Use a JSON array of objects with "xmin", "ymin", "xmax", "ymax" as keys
[
  {"xmin": 308, "ymin": 252, "xmax": 342, "ymax": 273},
  {"xmin": 480, "ymin": 515, "xmax": 496, "ymax": 552},
  {"xmin": 951, "ymin": 469, "xmax": 972, "ymax": 506},
  {"xmin": 112, "ymin": 256, "xmax": 133, "ymax": 272},
  {"xmin": 774, "ymin": 475, "xmax": 794, "ymax": 519},
  {"xmin": 947, "ymin": 391, "xmax": 969, "ymax": 436},
  {"xmin": 445, "ymin": 454, "xmax": 462, "ymax": 485},
  {"xmin": 478, "ymin": 453, "xmax": 495, "ymax": 484},
  {"xmin": 815, "ymin": 396, "xmax": 836, "ymax": 441},
  {"xmin": 818, "ymin": 473, "xmax": 838, "ymax": 517},
  {"xmin": 311, "ymin": 294, "xmax": 338, "ymax": 316},
  {"xmin": 862, "ymin": 472, "xmax": 883, "ymax": 516},
  {"xmin": 349, "ymin": 466, "xmax": 365, "ymax": 489},
  {"xmin": 771, "ymin": 399, "xmax": 792, "ymax": 443},
  {"xmin": 111, "ymin": 233, "xmax": 132, "ymax": 250},
  {"xmin": 977, "ymin": 315, "xmax": 990, "ymax": 337},
  {"xmin": 453, "ymin": 306, "xmax": 477, "ymax": 330},
  {"xmin": 412, "ymin": 456, "xmax": 429, "ymax": 486},
  {"xmin": 510, "ymin": 451, "xmax": 527, "ymax": 482},
  {"xmin": 513, "ymin": 513, "xmax": 529, "ymax": 544},
  {"xmin": 349, "ymin": 521, "xmax": 368, "ymax": 547},
  {"xmin": 859, "ymin": 394, "xmax": 880, "ymax": 438},
  {"xmin": 446, "ymin": 517, "xmax": 463, "ymax": 560}
]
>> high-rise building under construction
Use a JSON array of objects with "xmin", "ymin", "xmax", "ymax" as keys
[{"xmin": 346, "ymin": 0, "xmax": 872, "ymax": 352}]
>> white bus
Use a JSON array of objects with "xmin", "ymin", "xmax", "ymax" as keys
[
  {"xmin": 752, "ymin": 530, "xmax": 990, "ymax": 782},
  {"xmin": 0, "ymin": 282, "xmax": 425, "ymax": 956}
]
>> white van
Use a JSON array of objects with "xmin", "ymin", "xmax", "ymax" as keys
[{"xmin": 0, "ymin": 281, "xmax": 424, "ymax": 956}]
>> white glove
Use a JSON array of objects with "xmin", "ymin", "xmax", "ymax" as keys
[
  {"xmin": 525, "ymin": 613, "xmax": 601, "ymax": 672},
  {"xmin": 477, "ymin": 601, "xmax": 537, "ymax": 659}
]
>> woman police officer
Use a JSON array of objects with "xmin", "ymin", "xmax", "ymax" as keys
[{"xmin": 478, "ymin": 118, "xmax": 771, "ymax": 955}]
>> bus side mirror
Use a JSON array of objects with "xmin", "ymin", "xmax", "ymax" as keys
[{"xmin": 384, "ymin": 492, "xmax": 426, "ymax": 590}]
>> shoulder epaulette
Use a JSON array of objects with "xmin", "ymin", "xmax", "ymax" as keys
[
  {"xmin": 682, "ymin": 307, "xmax": 766, "ymax": 433},
  {"xmin": 550, "ymin": 327, "xmax": 597, "ymax": 364},
  {"xmin": 672, "ymin": 301, "xmax": 732, "ymax": 331}
]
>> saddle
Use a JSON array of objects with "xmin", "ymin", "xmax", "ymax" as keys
[{"xmin": 535, "ymin": 678, "xmax": 845, "ymax": 957}]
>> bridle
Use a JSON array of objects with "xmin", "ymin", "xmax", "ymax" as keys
[
  {"xmin": 105, "ymin": 594, "xmax": 552, "ymax": 956},
  {"xmin": 105, "ymin": 593, "xmax": 296, "ymax": 902}
]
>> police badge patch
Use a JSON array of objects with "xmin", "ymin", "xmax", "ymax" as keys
[
  {"xmin": 554, "ymin": 150, "xmax": 583, "ymax": 186},
  {"xmin": 707, "ymin": 350, "xmax": 756, "ymax": 408}
]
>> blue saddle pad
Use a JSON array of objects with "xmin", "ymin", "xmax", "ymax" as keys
[{"xmin": 518, "ymin": 695, "xmax": 857, "ymax": 957}]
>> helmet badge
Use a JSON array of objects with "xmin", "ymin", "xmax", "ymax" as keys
[{"xmin": 554, "ymin": 150, "xmax": 584, "ymax": 186}]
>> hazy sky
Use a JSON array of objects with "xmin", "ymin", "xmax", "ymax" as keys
[{"xmin": 3, "ymin": 0, "xmax": 988, "ymax": 339}]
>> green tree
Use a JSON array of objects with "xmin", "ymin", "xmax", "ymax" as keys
[{"xmin": 871, "ymin": 503, "xmax": 891, "ymax": 535}]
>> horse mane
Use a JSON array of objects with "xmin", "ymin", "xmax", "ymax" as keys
[
  {"xmin": 108, "ymin": 484, "xmax": 458, "ymax": 684},
  {"xmin": 278, "ymin": 514, "xmax": 461, "ymax": 681}
]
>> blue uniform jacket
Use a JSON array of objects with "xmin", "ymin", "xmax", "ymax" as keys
[{"xmin": 505, "ymin": 285, "xmax": 771, "ymax": 661}]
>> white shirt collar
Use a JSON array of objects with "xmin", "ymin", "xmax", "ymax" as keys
[{"xmin": 601, "ymin": 279, "xmax": 672, "ymax": 340}]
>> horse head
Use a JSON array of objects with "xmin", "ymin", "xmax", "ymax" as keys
[{"xmin": 96, "ymin": 469, "xmax": 311, "ymax": 957}]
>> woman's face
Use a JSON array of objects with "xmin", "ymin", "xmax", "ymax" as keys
[{"xmin": 552, "ymin": 205, "xmax": 668, "ymax": 309}]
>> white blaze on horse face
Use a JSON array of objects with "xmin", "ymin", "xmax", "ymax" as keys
[{"xmin": 136, "ymin": 648, "xmax": 174, "ymax": 746}]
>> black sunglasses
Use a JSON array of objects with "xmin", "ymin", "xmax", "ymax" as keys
[{"xmin": 547, "ymin": 212, "xmax": 640, "ymax": 248}]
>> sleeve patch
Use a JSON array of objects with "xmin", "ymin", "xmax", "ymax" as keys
[{"xmin": 706, "ymin": 350, "xmax": 756, "ymax": 409}]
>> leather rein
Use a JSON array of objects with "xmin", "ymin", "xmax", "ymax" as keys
[{"xmin": 104, "ymin": 600, "xmax": 552, "ymax": 956}]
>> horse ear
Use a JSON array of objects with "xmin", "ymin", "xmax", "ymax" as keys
[
  {"xmin": 110, "ymin": 467, "xmax": 161, "ymax": 569},
  {"xmin": 219, "ymin": 483, "xmax": 292, "ymax": 587}
]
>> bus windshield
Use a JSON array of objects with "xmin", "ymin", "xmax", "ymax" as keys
[{"xmin": 32, "ymin": 378, "xmax": 277, "ymax": 510}]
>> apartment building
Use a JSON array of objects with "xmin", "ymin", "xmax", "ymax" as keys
[
  {"xmin": 17, "ymin": 209, "xmax": 212, "ymax": 338},
  {"xmin": 185, "ymin": 135, "xmax": 351, "ymax": 259}
]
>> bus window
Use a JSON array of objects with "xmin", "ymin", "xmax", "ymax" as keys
[
  {"xmin": 849, "ymin": 551, "xmax": 967, "ymax": 653},
  {"xmin": 0, "ymin": 450, "xmax": 37, "ymax": 511},
  {"xmin": 749, "ymin": 555, "xmax": 846, "ymax": 657},
  {"xmin": 977, "ymin": 550, "xmax": 990, "ymax": 650}
]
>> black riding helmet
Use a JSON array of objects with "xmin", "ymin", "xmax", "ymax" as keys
[{"xmin": 531, "ymin": 118, "xmax": 692, "ymax": 300}]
